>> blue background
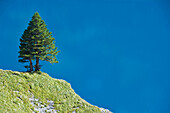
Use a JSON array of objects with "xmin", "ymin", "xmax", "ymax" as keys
[{"xmin": 0, "ymin": 0, "xmax": 170, "ymax": 113}]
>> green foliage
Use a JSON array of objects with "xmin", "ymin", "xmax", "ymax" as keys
[
  {"xmin": 18, "ymin": 12, "xmax": 60, "ymax": 71},
  {"xmin": 0, "ymin": 69, "xmax": 102, "ymax": 113},
  {"xmin": 18, "ymin": 28, "xmax": 34, "ymax": 71}
]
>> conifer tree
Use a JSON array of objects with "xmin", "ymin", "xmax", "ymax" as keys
[
  {"xmin": 18, "ymin": 28, "xmax": 34, "ymax": 71},
  {"xmin": 19, "ymin": 12, "xmax": 60, "ymax": 71}
]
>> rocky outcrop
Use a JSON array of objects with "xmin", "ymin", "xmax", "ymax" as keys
[{"xmin": 100, "ymin": 108, "xmax": 112, "ymax": 113}]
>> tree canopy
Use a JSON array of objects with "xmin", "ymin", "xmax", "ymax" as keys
[{"xmin": 18, "ymin": 12, "xmax": 60, "ymax": 71}]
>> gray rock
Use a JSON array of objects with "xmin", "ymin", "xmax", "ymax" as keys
[{"xmin": 100, "ymin": 108, "xmax": 112, "ymax": 113}]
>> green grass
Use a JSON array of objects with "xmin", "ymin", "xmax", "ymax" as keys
[{"xmin": 0, "ymin": 69, "xmax": 101, "ymax": 113}]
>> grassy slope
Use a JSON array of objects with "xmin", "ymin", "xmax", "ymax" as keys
[{"xmin": 0, "ymin": 69, "xmax": 102, "ymax": 113}]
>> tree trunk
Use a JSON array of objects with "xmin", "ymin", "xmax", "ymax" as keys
[
  {"xmin": 35, "ymin": 57, "xmax": 39, "ymax": 71},
  {"xmin": 29, "ymin": 57, "xmax": 33, "ymax": 72}
]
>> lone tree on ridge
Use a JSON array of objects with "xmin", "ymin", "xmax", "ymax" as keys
[{"xmin": 18, "ymin": 12, "xmax": 60, "ymax": 71}]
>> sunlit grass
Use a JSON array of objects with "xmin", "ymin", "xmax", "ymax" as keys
[{"xmin": 0, "ymin": 69, "xmax": 101, "ymax": 113}]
